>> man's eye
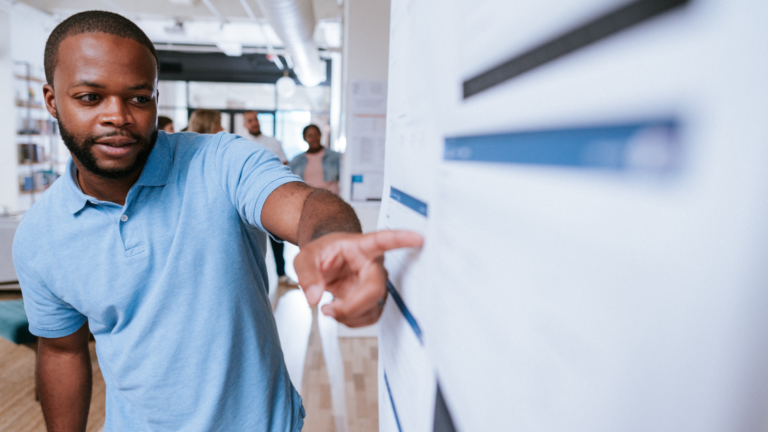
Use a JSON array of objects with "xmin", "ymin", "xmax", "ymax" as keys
[
  {"xmin": 80, "ymin": 94, "xmax": 99, "ymax": 102},
  {"xmin": 133, "ymin": 96, "xmax": 150, "ymax": 103}
]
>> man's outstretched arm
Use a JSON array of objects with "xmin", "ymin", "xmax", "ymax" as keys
[
  {"xmin": 262, "ymin": 182, "xmax": 423, "ymax": 327},
  {"xmin": 37, "ymin": 322, "xmax": 92, "ymax": 432},
  {"xmin": 262, "ymin": 182, "xmax": 361, "ymax": 246}
]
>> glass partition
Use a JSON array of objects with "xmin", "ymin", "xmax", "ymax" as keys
[
  {"xmin": 159, "ymin": 80, "xmax": 332, "ymax": 162},
  {"xmin": 276, "ymin": 85, "xmax": 331, "ymax": 112},
  {"xmin": 188, "ymin": 82, "xmax": 276, "ymax": 111}
]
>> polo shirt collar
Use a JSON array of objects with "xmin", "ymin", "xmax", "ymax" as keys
[
  {"xmin": 136, "ymin": 132, "xmax": 173, "ymax": 187},
  {"xmin": 62, "ymin": 132, "xmax": 173, "ymax": 214},
  {"xmin": 63, "ymin": 159, "xmax": 90, "ymax": 214}
]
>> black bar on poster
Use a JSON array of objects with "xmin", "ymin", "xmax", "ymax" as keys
[
  {"xmin": 433, "ymin": 384, "xmax": 457, "ymax": 432},
  {"xmin": 462, "ymin": 0, "xmax": 690, "ymax": 99}
]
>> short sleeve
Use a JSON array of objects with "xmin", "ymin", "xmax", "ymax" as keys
[
  {"xmin": 214, "ymin": 133, "xmax": 303, "ymax": 232},
  {"xmin": 12, "ymin": 245, "xmax": 87, "ymax": 338}
]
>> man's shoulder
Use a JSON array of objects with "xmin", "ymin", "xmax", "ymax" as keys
[
  {"xmin": 161, "ymin": 131, "xmax": 213, "ymax": 156},
  {"xmin": 160, "ymin": 132, "xmax": 286, "ymax": 179},
  {"xmin": 13, "ymin": 179, "xmax": 68, "ymax": 256},
  {"xmin": 162, "ymin": 131, "xmax": 256, "ymax": 166},
  {"xmin": 20, "ymin": 178, "xmax": 67, "ymax": 222}
]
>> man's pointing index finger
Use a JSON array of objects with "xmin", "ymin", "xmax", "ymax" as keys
[{"xmin": 358, "ymin": 230, "xmax": 424, "ymax": 258}]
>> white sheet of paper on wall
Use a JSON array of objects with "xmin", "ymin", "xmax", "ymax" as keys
[{"xmin": 382, "ymin": 0, "xmax": 768, "ymax": 431}]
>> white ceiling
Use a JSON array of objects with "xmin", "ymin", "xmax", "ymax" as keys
[
  {"xmin": 19, "ymin": 0, "xmax": 340, "ymax": 21},
  {"xmin": 17, "ymin": 0, "xmax": 342, "ymax": 50}
]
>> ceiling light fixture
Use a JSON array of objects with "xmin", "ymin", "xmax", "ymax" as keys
[
  {"xmin": 276, "ymin": 71, "xmax": 296, "ymax": 98},
  {"xmin": 163, "ymin": 20, "xmax": 186, "ymax": 35},
  {"xmin": 216, "ymin": 42, "xmax": 243, "ymax": 57}
]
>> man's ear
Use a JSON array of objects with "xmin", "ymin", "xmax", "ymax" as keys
[{"xmin": 42, "ymin": 84, "xmax": 57, "ymax": 119}]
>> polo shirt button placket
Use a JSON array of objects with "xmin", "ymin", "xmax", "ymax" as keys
[{"xmin": 119, "ymin": 209, "xmax": 144, "ymax": 255}]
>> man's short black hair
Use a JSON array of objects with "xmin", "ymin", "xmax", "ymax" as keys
[
  {"xmin": 44, "ymin": 10, "xmax": 158, "ymax": 86},
  {"xmin": 303, "ymin": 124, "xmax": 321, "ymax": 139}
]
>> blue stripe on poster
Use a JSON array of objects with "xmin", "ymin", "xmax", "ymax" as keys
[
  {"xmin": 387, "ymin": 280, "xmax": 423, "ymax": 345},
  {"xmin": 384, "ymin": 371, "xmax": 404, "ymax": 432},
  {"xmin": 390, "ymin": 187, "xmax": 428, "ymax": 217},
  {"xmin": 444, "ymin": 119, "xmax": 681, "ymax": 171}
]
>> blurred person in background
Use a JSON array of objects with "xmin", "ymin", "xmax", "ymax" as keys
[
  {"xmin": 243, "ymin": 111, "xmax": 295, "ymax": 286},
  {"xmin": 157, "ymin": 115, "xmax": 174, "ymax": 133},
  {"xmin": 289, "ymin": 125, "xmax": 340, "ymax": 195},
  {"xmin": 188, "ymin": 109, "xmax": 224, "ymax": 134},
  {"xmin": 243, "ymin": 111, "xmax": 288, "ymax": 165}
]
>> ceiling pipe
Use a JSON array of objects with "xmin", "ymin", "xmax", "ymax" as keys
[
  {"xmin": 238, "ymin": 0, "xmax": 258, "ymax": 20},
  {"xmin": 252, "ymin": 0, "xmax": 326, "ymax": 86},
  {"xmin": 201, "ymin": 0, "xmax": 227, "ymax": 23},
  {"xmin": 239, "ymin": 0, "xmax": 285, "ymax": 70}
]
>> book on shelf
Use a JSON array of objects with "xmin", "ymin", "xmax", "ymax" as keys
[
  {"xmin": 14, "ymin": 100, "xmax": 45, "ymax": 109},
  {"xmin": 14, "ymin": 74, "xmax": 46, "ymax": 83},
  {"xmin": 17, "ymin": 118, "xmax": 56, "ymax": 135},
  {"xmin": 19, "ymin": 170, "xmax": 58, "ymax": 193},
  {"xmin": 18, "ymin": 143, "xmax": 47, "ymax": 164}
]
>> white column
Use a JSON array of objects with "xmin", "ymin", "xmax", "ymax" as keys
[
  {"xmin": 0, "ymin": 5, "xmax": 18, "ymax": 215},
  {"xmin": 339, "ymin": 0, "xmax": 391, "ymax": 203}
]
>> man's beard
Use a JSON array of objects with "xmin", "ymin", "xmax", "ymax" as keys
[{"xmin": 59, "ymin": 120, "xmax": 158, "ymax": 180}]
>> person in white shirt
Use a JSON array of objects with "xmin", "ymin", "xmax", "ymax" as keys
[
  {"xmin": 242, "ymin": 110, "xmax": 296, "ymax": 286},
  {"xmin": 243, "ymin": 111, "xmax": 288, "ymax": 165}
]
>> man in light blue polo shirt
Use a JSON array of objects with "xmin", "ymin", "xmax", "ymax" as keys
[{"xmin": 12, "ymin": 11, "xmax": 422, "ymax": 432}]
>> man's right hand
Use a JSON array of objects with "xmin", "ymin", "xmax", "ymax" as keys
[{"xmin": 37, "ymin": 322, "xmax": 92, "ymax": 432}]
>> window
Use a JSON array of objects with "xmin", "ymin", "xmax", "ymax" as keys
[
  {"xmin": 276, "ymin": 111, "xmax": 311, "ymax": 161},
  {"xmin": 159, "ymin": 80, "xmax": 332, "ymax": 162}
]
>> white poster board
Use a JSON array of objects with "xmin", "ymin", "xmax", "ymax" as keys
[
  {"xmin": 348, "ymin": 80, "xmax": 387, "ymax": 201},
  {"xmin": 379, "ymin": 0, "xmax": 768, "ymax": 431}
]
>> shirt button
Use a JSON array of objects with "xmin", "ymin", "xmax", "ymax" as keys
[{"xmin": 120, "ymin": 215, "xmax": 129, "ymax": 222}]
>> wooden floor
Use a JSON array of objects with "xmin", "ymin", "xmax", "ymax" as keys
[
  {"xmin": 340, "ymin": 338, "xmax": 378, "ymax": 432},
  {"xmin": 0, "ymin": 292, "xmax": 105, "ymax": 432},
  {"xmin": 302, "ymin": 307, "xmax": 336, "ymax": 432},
  {"xmin": 300, "ymin": 314, "xmax": 379, "ymax": 432},
  {"xmin": 275, "ymin": 286, "xmax": 379, "ymax": 432},
  {"xmin": 0, "ymin": 289, "xmax": 378, "ymax": 431}
]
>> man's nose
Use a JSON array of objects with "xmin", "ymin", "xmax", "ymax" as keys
[{"xmin": 98, "ymin": 97, "xmax": 134, "ymax": 128}]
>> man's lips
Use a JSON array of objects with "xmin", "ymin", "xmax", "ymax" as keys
[
  {"xmin": 93, "ymin": 137, "xmax": 138, "ymax": 157},
  {"xmin": 95, "ymin": 136, "xmax": 136, "ymax": 146}
]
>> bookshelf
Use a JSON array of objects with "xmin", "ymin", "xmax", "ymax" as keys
[{"xmin": 13, "ymin": 61, "xmax": 67, "ymax": 212}]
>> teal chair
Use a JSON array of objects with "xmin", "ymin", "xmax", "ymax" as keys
[
  {"xmin": 0, "ymin": 299, "xmax": 39, "ymax": 400},
  {"xmin": 0, "ymin": 299, "xmax": 36, "ymax": 344}
]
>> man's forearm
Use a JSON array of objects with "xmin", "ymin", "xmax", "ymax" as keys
[
  {"xmin": 297, "ymin": 189, "xmax": 362, "ymax": 246},
  {"xmin": 38, "ymin": 337, "xmax": 92, "ymax": 431}
]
